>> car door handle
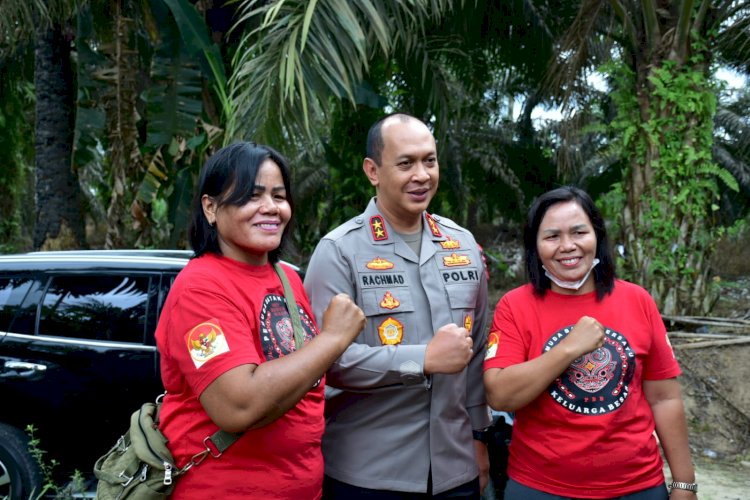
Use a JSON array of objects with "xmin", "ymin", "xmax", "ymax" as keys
[{"xmin": 1, "ymin": 361, "xmax": 48, "ymax": 379}]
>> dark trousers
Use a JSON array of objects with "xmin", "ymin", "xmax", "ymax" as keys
[
  {"xmin": 503, "ymin": 479, "xmax": 668, "ymax": 500},
  {"xmin": 323, "ymin": 475, "xmax": 481, "ymax": 499}
]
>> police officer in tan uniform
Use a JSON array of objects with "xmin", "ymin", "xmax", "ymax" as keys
[{"xmin": 304, "ymin": 113, "xmax": 491, "ymax": 499}]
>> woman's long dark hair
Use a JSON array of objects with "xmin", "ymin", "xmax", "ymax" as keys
[
  {"xmin": 189, "ymin": 142, "xmax": 294, "ymax": 263},
  {"xmin": 524, "ymin": 186, "xmax": 615, "ymax": 300}
]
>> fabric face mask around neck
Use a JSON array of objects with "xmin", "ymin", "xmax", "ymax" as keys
[{"xmin": 543, "ymin": 258, "xmax": 600, "ymax": 291}]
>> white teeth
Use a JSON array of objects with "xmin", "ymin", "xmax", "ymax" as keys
[{"xmin": 561, "ymin": 258, "xmax": 579, "ymax": 265}]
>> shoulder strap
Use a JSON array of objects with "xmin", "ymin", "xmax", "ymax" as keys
[{"xmin": 274, "ymin": 263, "xmax": 305, "ymax": 350}]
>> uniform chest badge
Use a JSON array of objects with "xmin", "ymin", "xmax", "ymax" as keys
[
  {"xmin": 443, "ymin": 253, "xmax": 471, "ymax": 267},
  {"xmin": 440, "ymin": 237, "xmax": 461, "ymax": 249},
  {"xmin": 378, "ymin": 317, "xmax": 404, "ymax": 345},
  {"xmin": 366, "ymin": 257, "xmax": 394, "ymax": 270},
  {"xmin": 380, "ymin": 291, "xmax": 401, "ymax": 310},
  {"xmin": 425, "ymin": 213, "xmax": 442, "ymax": 237},
  {"xmin": 370, "ymin": 215, "xmax": 389, "ymax": 241},
  {"xmin": 464, "ymin": 314, "xmax": 473, "ymax": 333},
  {"xmin": 186, "ymin": 321, "xmax": 230, "ymax": 369}
]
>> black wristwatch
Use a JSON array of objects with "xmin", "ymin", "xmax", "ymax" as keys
[
  {"xmin": 472, "ymin": 427, "xmax": 491, "ymax": 443},
  {"xmin": 670, "ymin": 481, "xmax": 698, "ymax": 493}
]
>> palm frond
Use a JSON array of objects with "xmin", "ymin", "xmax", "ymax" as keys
[{"xmin": 227, "ymin": 0, "xmax": 456, "ymax": 144}]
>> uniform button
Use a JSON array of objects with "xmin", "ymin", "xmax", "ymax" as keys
[
  {"xmin": 355, "ymin": 217, "xmax": 364, "ymax": 224},
  {"xmin": 432, "ymin": 215, "xmax": 441, "ymax": 222}
]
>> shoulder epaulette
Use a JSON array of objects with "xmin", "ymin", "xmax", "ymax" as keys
[{"xmin": 324, "ymin": 215, "xmax": 367, "ymax": 241}]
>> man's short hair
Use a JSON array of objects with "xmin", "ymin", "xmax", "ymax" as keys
[{"xmin": 366, "ymin": 112, "xmax": 421, "ymax": 165}]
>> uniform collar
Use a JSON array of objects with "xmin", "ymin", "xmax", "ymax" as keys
[{"xmin": 362, "ymin": 198, "xmax": 447, "ymax": 263}]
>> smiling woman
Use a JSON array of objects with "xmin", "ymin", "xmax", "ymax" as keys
[
  {"xmin": 153, "ymin": 141, "xmax": 366, "ymax": 499},
  {"xmin": 483, "ymin": 186, "xmax": 697, "ymax": 500},
  {"xmin": 201, "ymin": 158, "xmax": 292, "ymax": 266}
]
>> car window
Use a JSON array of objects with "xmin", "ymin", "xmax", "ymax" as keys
[
  {"xmin": 0, "ymin": 276, "xmax": 34, "ymax": 330},
  {"xmin": 39, "ymin": 274, "xmax": 152, "ymax": 343}
]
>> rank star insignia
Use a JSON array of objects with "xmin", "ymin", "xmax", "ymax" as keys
[
  {"xmin": 379, "ymin": 291, "xmax": 401, "ymax": 310},
  {"xmin": 464, "ymin": 314, "xmax": 473, "ymax": 332},
  {"xmin": 370, "ymin": 215, "xmax": 389, "ymax": 241},
  {"xmin": 440, "ymin": 237, "xmax": 460, "ymax": 249},
  {"xmin": 443, "ymin": 253, "xmax": 471, "ymax": 267},
  {"xmin": 378, "ymin": 317, "xmax": 404, "ymax": 345},
  {"xmin": 425, "ymin": 213, "xmax": 442, "ymax": 237}
]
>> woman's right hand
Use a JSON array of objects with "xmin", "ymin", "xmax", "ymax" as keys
[
  {"xmin": 320, "ymin": 293, "xmax": 366, "ymax": 345},
  {"xmin": 560, "ymin": 315, "xmax": 605, "ymax": 358}
]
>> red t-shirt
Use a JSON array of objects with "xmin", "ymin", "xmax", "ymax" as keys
[
  {"xmin": 483, "ymin": 280, "xmax": 681, "ymax": 498},
  {"xmin": 156, "ymin": 254, "xmax": 324, "ymax": 499}
]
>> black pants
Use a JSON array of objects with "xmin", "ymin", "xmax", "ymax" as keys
[
  {"xmin": 503, "ymin": 479, "xmax": 668, "ymax": 500},
  {"xmin": 323, "ymin": 475, "xmax": 481, "ymax": 499}
]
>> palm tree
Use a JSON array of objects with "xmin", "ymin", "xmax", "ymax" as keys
[
  {"xmin": 545, "ymin": 0, "xmax": 750, "ymax": 315},
  {"xmin": 0, "ymin": 0, "xmax": 88, "ymax": 250}
]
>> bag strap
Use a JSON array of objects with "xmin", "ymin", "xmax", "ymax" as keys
[{"xmin": 274, "ymin": 262, "xmax": 306, "ymax": 350}]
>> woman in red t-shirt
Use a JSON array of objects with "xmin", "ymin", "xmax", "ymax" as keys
[
  {"xmin": 483, "ymin": 186, "xmax": 696, "ymax": 500},
  {"xmin": 155, "ymin": 142, "xmax": 365, "ymax": 499}
]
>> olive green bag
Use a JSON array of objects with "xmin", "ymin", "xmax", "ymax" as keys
[
  {"xmin": 94, "ymin": 394, "xmax": 243, "ymax": 499},
  {"xmin": 93, "ymin": 397, "xmax": 181, "ymax": 499}
]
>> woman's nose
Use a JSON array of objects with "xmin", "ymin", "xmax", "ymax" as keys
[
  {"xmin": 259, "ymin": 195, "xmax": 279, "ymax": 213},
  {"xmin": 560, "ymin": 235, "xmax": 576, "ymax": 251}
]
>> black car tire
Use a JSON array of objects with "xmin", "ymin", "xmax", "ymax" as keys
[{"xmin": 0, "ymin": 423, "xmax": 44, "ymax": 500}]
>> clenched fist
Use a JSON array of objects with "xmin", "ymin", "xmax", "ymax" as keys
[
  {"xmin": 559, "ymin": 315, "xmax": 605, "ymax": 359},
  {"xmin": 320, "ymin": 293, "xmax": 366, "ymax": 346},
  {"xmin": 424, "ymin": 323, "xmax": 473, "ymax": 374}
]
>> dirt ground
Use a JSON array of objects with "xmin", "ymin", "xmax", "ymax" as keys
[
  {"xmin": 483, "ymin": 230, "xmax": 750, "ymax": 498},
  {"xmin": 668, "ymin": 275, "xmax": 750, "ymax": 498}
]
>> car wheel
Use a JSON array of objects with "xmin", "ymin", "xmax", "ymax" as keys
[{"xmin": 0, "ymin": 423, "xmax": 43, "ymax": 500}]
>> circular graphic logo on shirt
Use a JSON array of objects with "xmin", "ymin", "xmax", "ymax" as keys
[
  {"xmin": 545, "ymin": 325, "xmax": 636, "ymax": 415},
  {"xmin": 259, "ymin": 294, "xmax": 317, "ymax": 360}
]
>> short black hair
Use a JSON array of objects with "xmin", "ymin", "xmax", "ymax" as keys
[
  {"xmin": 365, "ymin": 112, "xmax": 422, "ymax": 165},
  {"xmin": 189, "ymin": 141, "xmax": 294, "ymax": 263},
  {"xmin": 523, "ymin": 185, "xmax": 615, "ymax": 300}
]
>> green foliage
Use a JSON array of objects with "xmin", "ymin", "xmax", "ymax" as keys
[
  {"xmin": 0, "ymin": 73, "xmax": 34, "ymax": 253},
  {"xmin": 602, "ymin": 49, "xmax": 734, "ymax": 313},
  {"xmin": 25, "ymin": 425, "xmax": 85, "ymax": 499}
]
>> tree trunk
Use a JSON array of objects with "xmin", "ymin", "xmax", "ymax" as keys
[
  {"xmin": 33, "ymin": 21, "xmax": 87, "ymax": 250},
  {"xmin": 102, "ymin": 0, "xmax": 144, "ymax": 249},
  {"xmin": 615, "ymin": 2, "xmax": 719, "ymax": 315}
]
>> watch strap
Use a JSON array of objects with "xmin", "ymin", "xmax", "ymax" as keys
[{"xmin": 670, "ymin": 481, "xmax": 698, "ymax": 492}]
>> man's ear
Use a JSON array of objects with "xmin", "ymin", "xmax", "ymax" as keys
[
  {"xmin": 201, "ymin": 194, "xmax": 217, "ymax": 225},
  {"xmin": 363, "ymin": 157, "xmax": 379, "ymax": 187}
]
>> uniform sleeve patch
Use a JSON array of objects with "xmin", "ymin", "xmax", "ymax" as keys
[
  {"xmin": 186, "ymin": 320, "xmax": 231, "ymax": 369},
  {"xmin": 485, "ymin": 331, "xmax": 500, "ymax": 360}
]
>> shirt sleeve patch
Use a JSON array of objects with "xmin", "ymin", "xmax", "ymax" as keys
[
  {"xmin": 485, "ymin": 331, "xmax": 500, "ymax": 360},
  {"xmin": 185, "ymin": 320, "xmax": 231, "ymax": 369}
]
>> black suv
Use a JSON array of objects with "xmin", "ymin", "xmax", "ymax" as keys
[{"xmin": 0, "ymin": 250, "xmax": 193, "ymax": 499}]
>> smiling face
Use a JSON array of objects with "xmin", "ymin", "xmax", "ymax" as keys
[
  {"xmin": 536, "ymin": 200, "xmax": 598, "ymax": 294},
  {"xmin": 363, "ymin": 117, "xmax": 439, "ymax": 233},
  {"xmin": 202, "ymin": 159, "xmax": 291, "ymax": 266}
]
